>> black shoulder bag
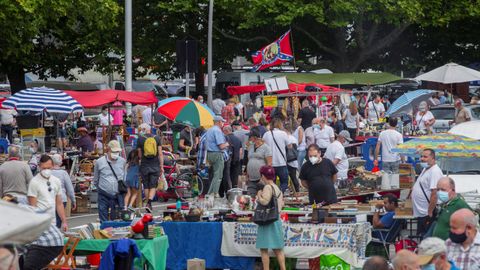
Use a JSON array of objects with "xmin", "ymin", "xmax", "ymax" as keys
[
  {"xmin": 253, "ymin": 185, "xmax": 280, "ymax": 225},
  {"xmin": 107, "ymin": 161, "xmax": 128, "ymax": 194},
  {"xmin": 271, "ymin": 130, "xmax": 297, "ymax": 163}
]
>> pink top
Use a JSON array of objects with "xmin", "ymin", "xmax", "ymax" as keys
[{"xmin": 112, "ymin": 109, "xmax": 126, "ymax": 125}]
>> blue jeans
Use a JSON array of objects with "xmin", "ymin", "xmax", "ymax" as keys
[
  {"xmin": 56, "ymin": 202, "xmax": 67, "ymax": 228},
  {"xmin": 297, "ymin": 149, "xmax": 306, "ymax": 170},
  {"xmin": 274, "ymin": 166, "xmax": 289, "ymax": 193},
  {"xmin": 98, "ymin": 190, "xmax": 124, "ymax": 222}
]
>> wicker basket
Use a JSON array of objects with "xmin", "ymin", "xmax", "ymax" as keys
[{"xmin": 79, "ymin": 159, "xmax": 94, "ymax": 174}]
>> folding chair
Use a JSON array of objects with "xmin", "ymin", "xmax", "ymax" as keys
[
  {"xmin": 47, "ymin": 236, "xmax": 80, "ymax": 269},
  {"xmin": 370, "ymin": 219, "xmax": 406, "ymax": 257}
]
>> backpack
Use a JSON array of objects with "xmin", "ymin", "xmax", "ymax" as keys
[{"xmin": 143, "ymin": 136, "xmax": 158, "ymax": 158}]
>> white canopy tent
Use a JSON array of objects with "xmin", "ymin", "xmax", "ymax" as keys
[{"xmin": 415, "ymin": 62, "xmax": 480, "ymax": 84}]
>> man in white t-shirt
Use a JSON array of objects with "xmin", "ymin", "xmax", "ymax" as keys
[
  {"xmin": 142, "ymin": 106, "xmax": 153, "ymax": 125},
  {"xmin": 262, "ymin": 118, "xmax": 292, "ymax": 192},
  {"xmin": 28, "ymin": 155, "xmax": 67, "ymax": 231},
  {"xmin": 411, "ymin": 148, "xmax": 444, "ymax": 237},
  {"xmin": 366, "ymin": 95, "xmax": 385, "ymax": 124},
  {"xmin": 98, "ymin": 106, "xmax": 113, "ymax": 126},
  {"xmin": 314, "ymin": 118, "xmax": 335, "ymax": 155},
  {"xmin": 324, "ymin": 130, "xmax": 351, "ymax": 188},
  {"xmin": 374, "ymin": 118, "xmax": 404, "ymax": 173}
]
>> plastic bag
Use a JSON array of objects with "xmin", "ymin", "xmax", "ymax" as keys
[{"xmin": 157, "ymin": 174, "xmax": 168, "ymax": 191}]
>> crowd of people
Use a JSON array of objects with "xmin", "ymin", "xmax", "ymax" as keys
[{"xmin": 0, "ymin": 88, "xmax": 477, "ymax": 270}]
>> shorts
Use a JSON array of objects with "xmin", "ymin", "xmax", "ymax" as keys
[
  {"xmin": 57, "ymin": 128, "xmax": 67, "ymax": 138},
  {"xmin": 142, "ymin": 171, "xmax": 160, "ymax": 189}
]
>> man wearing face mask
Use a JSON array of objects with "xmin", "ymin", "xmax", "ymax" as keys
[
  {"xmin": 28, "ymin": 155, "xmax": 67, "ymax": 231},
  {"xmin": 324, "ymin": 130, "xmax": 351, "ymax": 188},
  {"xmin": 98, "ymin": 106, "xmax": 113, "ymax": 126},
  {"xmin": 411, "ymin": 148, "xmax": 444, "ymax": 238},
  {"xmin": 299, "ymin": 144, "xmax": 338, "ymax": 205},
  {"xmin": 94, "ymin": 140, "xmax": 126, "ymax": 222},
  {"xmin": 446, "ymin": 209, "xmax": 480, "ymax": 269},
  {"xmin": 313, "ymin": 118, "xmax": 335, "ymax": 156},
  {"xmin": 304, "ymin": 118, "xmax": 320, "ymax": 147},
  {"xmin": 432, "ymin": 177, "xmax": 471, "ymax": 240},
  {"xmin": 417, "ymin": 237, "xmax": 460, "ymax": 270}
]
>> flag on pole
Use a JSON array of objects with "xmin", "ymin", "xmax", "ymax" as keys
[{"xmin": 251, "ymin": 30, "xmax": 294, "ymax": 72}]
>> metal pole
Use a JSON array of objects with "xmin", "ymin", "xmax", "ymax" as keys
[
  {"xmin": 125, "ymin": 0, "xmax": 133, "ymax": 115},
  {"xmin": 185, "ymin": 40, "xmax": 190, "ymax": 98},
  {"xmin": 207, "ymin": 0, "xmax": 214, "ymax": 107}
]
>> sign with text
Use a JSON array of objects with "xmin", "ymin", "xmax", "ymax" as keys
[{"xmin": 263, "ymin": 96, "xmax": 278, "ymax": 107}]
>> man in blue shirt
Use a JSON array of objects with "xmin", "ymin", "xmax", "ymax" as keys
[
  {"xmin": 205, "ymin": 116, "xmax": 229, "ymax": 196},
  {"xmin": 417, "ymin": 237, "xmax": 460, "ymax": 270},
  {"xmin": 372, "ymin": 193, "xmax": 398, "ymax": 239}
]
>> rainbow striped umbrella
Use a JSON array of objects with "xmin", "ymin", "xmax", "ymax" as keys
[
  {"xmin": 157, "ymin": 97, "xmax": 214, "ymax": 128},
  {"xmin": 392, "ymin": 134, "xmax": 480, "ymax": 158}
]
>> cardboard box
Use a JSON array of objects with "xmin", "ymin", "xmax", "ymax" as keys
[
  {"xmin": 187, "ymin": 259, "xmax": 205, "ymax": 270},
  {"xmin": 73, "ymin": 195, "xmax": 89, "ymax": 214}
]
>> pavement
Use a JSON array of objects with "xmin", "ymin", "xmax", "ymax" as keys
[{"xmin": 67, "ymin": 201, "xmax": 174, "ymax": 228}]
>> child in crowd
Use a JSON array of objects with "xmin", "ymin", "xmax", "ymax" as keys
[{"xmin": 124, "ymin": 150, "xmax": 140, "ymax": 210}]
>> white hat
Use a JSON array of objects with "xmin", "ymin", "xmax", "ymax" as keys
[
  {"xmin": 108, "ymin": 140, "xmax": 122, "ymax": 152},
  {"xmin": 417, "ymin": 237, "xmax": 446, "ymax": 265}
]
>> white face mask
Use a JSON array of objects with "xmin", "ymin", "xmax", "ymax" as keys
[
  {"xmin": 309, "ymin": 156, "xmax": 319, "ymax": 164},
  {"xmin": 41, "ymin": 169, "xmax": 52, "ymax": 179},
  {"xmin": 110, "ymin": 152, "xmax": 120, "ymax": 160}
]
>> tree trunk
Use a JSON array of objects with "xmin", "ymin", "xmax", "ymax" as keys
[{"xmin": 7, "ymin": 65, "xmax": 27, "ymax": 94}]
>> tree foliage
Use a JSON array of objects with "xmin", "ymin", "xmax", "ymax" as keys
[{"xmin": 0, "ymin": 0, "xmax": 120, "ymax": 92}]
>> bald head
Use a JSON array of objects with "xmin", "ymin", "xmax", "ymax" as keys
[
  {"xmin": 437, "ymin": 177, "xmax": 455, "ymax": 191},
  {"xmin": 362, "ymin": 256, "xmax": 389, "ymax": 270},
  {"xmin": 451, "ymin": 208, "xmax": 478, "ymax": 228},
  {"xmin": 393, "ymin": 250, "xmax": 420, "ymax": 270},
  {"xmin": 223, "ymin": 125, "xmax": 233, "ymax": 134},
  {"xmin": 311, "ymin": 118, "xmax": 320, "ymax": 125}
]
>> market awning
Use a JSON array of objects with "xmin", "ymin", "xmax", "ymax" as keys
[
  {"xmin": 64, "ymin": 90, "xmax": 158, "ymax": 108},
  {"xmin": 227, "ymin": 83, "xmax": 347, "ymax": 96},
  {"xmin": 284, "ymin": 72, "xmax": 402, "ymax": 85}
]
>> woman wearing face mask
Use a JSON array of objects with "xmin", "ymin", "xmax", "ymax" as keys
[
  {"xmin": 299, "ymin": 144, "xmax": 338, "ymax": 205},
  {"xmin": 415, "ymin": 101, "xmax": 435, "ymax": 135},
  {"xmin": 28, "ymin": 140, "xmax": 41, "ymax": 175},
  {"xmin": 255, "ymin": 166, "xmax": 286, "ymax": 270}
]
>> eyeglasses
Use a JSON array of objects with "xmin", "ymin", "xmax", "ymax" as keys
[{"xmin": 47, "ymin": 181, "xmax": 52, "ymax": 192}]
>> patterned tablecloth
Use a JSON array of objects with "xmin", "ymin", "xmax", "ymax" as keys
[{"xmin": 221, "ymin": 222, "xmax": 371, "ymax": 268}]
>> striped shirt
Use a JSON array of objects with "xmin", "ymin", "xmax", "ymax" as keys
[{"xmin": 446, "ymin": 231, "xmax": 480, "ymax": 270}]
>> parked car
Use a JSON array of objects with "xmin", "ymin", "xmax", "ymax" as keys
[
  {"xmin": 113, "ymin": 80, "xmax": 167, "ymax": 96},
  {"xmin": 430, "ymin": 104, "xmax": 480, "ymax": 133}
]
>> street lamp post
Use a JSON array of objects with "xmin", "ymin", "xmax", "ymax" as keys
[
  {"xmin": 207, "ymin": 0, "xmax": 214, "ymax": 108},
  {"xmin": 125, "ymin": 0, "xmax": 132, "ymax": 114}
]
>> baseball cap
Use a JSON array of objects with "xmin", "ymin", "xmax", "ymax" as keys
[
  {"xmin": 247, "ymin": 127, "xmax": 261, "ymax": 138},
  {"xmin": 416, "ymin": 237, "xmax": 446, "ymax": 265},
  {"xmin": 339, "ymin": 130, "xmax": 353, "ymax": 142},
  {"xmin": 213, "ymin": 115, "xmax": 226, "ymax": 122},
  {"xmin": 108, "ymin": 140, "xmax": 122, "ymax": 152}
]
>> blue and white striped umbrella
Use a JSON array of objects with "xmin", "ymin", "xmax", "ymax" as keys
[
  {"xmin": 3, "ymin": 87, "xmax": 83, "ymax": 113},
  {"xmin": 386, "ymin": 89, "xmax": 435, "ymax": 117}
]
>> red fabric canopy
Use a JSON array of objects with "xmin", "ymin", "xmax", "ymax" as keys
[
  {"xmin": 64, "ymin": 90, "xmax": 158, "ymax": 108},
  {"xmin": 226, "ymin": 83, "xmax": 348, "ymax": 96}
]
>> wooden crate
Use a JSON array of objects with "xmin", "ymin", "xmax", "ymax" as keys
[{"xmin": 73, "ymin": 195, "xmax": 90, "ymax": 214}]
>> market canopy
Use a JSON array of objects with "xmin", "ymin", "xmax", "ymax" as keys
[
  {"xmin": 65, "ymin": 90, "xmax": 158, "ymax": 108},
  {"xmin": 415, "ymin": 63, "xmax": 480, "ymax": 84},
  {"xmin": 284, "ymin": 72, "xmax": 402, "ymax": 86},
  {"xmin": 3, "ymin": 87, "xmax": 83, "ymax": 113},
  {"xmin": 227, "ymin": 83, "xmax": 347, "ymax": 96}
]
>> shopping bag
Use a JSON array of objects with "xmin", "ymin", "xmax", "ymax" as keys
[
  {"xmin": 319, "ymin": 254, "xmax": 350, "ymax": 270},
  {"xmin": 157, "ymin": 174, "xmax": 168, "ymax": 191}
]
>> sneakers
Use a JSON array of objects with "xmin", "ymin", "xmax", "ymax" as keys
[
  {"xmin": 127, "ymin": 206, "xmax": 135, "ymax": 212},
  {"xmin": 145, "ymin": 202, "xmax": 153, "ymax": 213}
]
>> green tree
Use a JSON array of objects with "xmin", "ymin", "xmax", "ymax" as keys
[
  {"xmin": 213, "ymin": 0, "xmax": 480, "ymax": 72},
  {"xmin": 0, "ymin": 0, "xmax": 120, "ymax": 93}
]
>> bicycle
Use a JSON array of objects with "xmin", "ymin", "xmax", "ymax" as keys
[{"xmin": 158, "ymin": 151, "xmax": 205, "ymax": 201}]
